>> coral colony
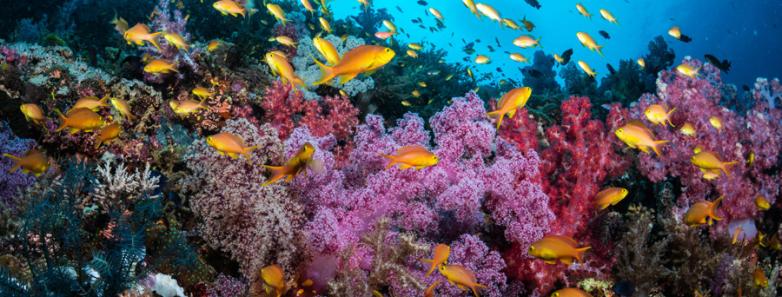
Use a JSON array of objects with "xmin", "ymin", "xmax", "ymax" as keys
[{"xmin": 0, "ymin": 0, "xmax": 781, "ymax": 297}]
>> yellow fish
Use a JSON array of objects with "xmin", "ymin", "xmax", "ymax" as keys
[
  {"xmin": 679, "ymin": 122, "xmax": 696, "ymax": 136},
  {"xmin": 575, "ymin": 3, "xmax": 591, "ymax": 18},
  {"xmin": 754, "ymin": 268, "xmax": 768, "ymax": 288},
  {"xmin": 56, "ymin": 108, "xmax": 105, "ymax": 134},
  {"xmin": 313, "ymin": 45, "xmax": 395, "ymax": 85},
  {"xmin": 551, "ymin": 288, "xmax": 593, "ymax": 297},
  {"xmin": 206, "ymin": 132, "xmax": 258, "ymax": 159},
  {"xmin": 263, "ymin": 143, "xmax": 320, "ymax": 185},
  {"xmin": 270, "ymin": 36, "xmax": 297, "ymax": 47},
  {"xmin": 529, "ymin": 235, "xmax": 590, "ymax": 265},
  {"xmin": 213, "ymin": 0, "xmax": 245, "ymax": 17},
  {"xmin": 576, "ymin": 32, "xmax": 603, "ymax": 56},
  {"xmin": 3, "ymin": 149, "xmax": 49, "ymax": 177},
  {"xmin": 418, "ymin": 81, "xmax": 428, "ymax": 88},
  {"xmin": 265, "ymin": 51, "xmax": 305, "ymax": 88},
  {"xmin": 684, "ymin": 196, "xmax": 723, "ymax": 226},
  {"xmin": 144, "ymin": 59, "xmax": 177, "ymax": 74},
  {"xmin": 109, "ymin": 97, "xmax": 135, "ymax": 121},
  {"xmin": 462, "ymin": 0, "xmax": 480, "ymax": 18},
  {"xmin": 637, "ymin": 57, "xmax": 646, "ymax": 69},
  {"xmin": 95, "ymin": 123, "xmax": 121, "ymax": 149},
  {"xmin": 111, "ymin": 14, "xmax": 129, "ymax": 35},
  {"xmin": 474, "ymin": 55, "xmax": 490, "ymax": 64},
  {"xmin": 422, "ymin": 244, "xmax": 450, "ymax": 277},
  {"xmin": 599, "ymin": 9, "xmax": 618, "ymax": 24},
  {"xmin": 266, "ymin": 4, "xmax": 287, "ymax": 24},
  {"xmin": 553, "ymin": 54, "xmax": 564, "ymax": 64},
  {"xmin": 207, "ymin": 39, "xmax": 222, "ymax": 52},
  {"xmin": 382, "ymin": 145, "xmax": 438, "ymax": 170},
  {"xmin": 408, "ymin": 43, "xmax": 423, "ymax": 51},
  {"xmin": 407, "ymin": 49, "xmax": 419, "ymax": 58},
  {"xmin": 401, "ymin": 100, "xmax": 412, "ymax": 107},
  {"xmin": 691, "ymin": 151, "xmax": 736, "ymax": 176},
  {"xmin": 169, "ymin": 99, "xmax": 206, "ymax": 117},
  {"xmin": 438, "ymin": 264, "xmax": 486, "ymax": 297},
  {"xmin": 382, "ymin": 20, "xmax": 397, "ymax": 32},
  {"xmin": 487, "ymin": 87, "xmax": 532, "ymax": 129},
  {"xmin": 668, "ymin": 25, "xmax": 682, "ymax": 39},
  {"xmin": 429, "ymin": 7, "xmax": 444, "ymax": 21},
  {"xmin": 411, "ymin": 89, "xmax": 421, "ymax": 98},
  {"xmin": 709, "ymin": 116, "xmax": 722, "ymax": 131},
  {"xmin": 192, "ymin": 87, "xmax": 214, "ymax": 100},
  {"xmin": 313, "ymin": 36, "xmax": 340, "ymax": 65},
  {"xmin": 509, "ymin": 53, "xmax": 528, "ymax": 63},
  {"xmin": 70, "ymin": 95, "xmax": 109, "ymax": 112},
  {"xmin": 319, "ymin": 17, "xmax": 332, "ymax": 33},
  {"xmin": 123, "ymin": 23, "xmax": 161, "ymax": 49},
  {"xmin": 577, "ymin": 60, "xmax": 596, "ymax": 78},
  {"xmin": 513, "ymin": 35, "xmax": 540, "ymax": 48},
  {"xmin": 501, "ymin": 18, "xmax": 520, "ymax": 30},
  {"xmin": 475, "ymin": 3, "xmax": 501, "ymax": 23},
  {"xmin": 358, "ymin": 0, "xmax": 370, "ymax": 8},
  {"xmin": 594, "ymin": 187, "xmax": 629, "ymax": 210},
  {"xmin": 162, "ymin": 32, "xmax": 189, "ymax": 51},
  {"xmin": 676, "ymin": 63, "xmax": 700, "ymax": 78},
  {"xmin": 20, "ymin": 103, "xmax": 46, "ymax": 125},
  {"xmin": 615, "ymin": 121, "xmax": 668, "ymax": 156},
  {"xmin": 756, "ymin": 195, "xmax": 770, "ymax": 211},
  {"xmin": 300, "ymin": 0, "xmax": 316, "ymax": 13},
  {"xmin": 261, "ymin": 264, "xmax": 286, "ymax": 297},
  {"xmin": 644, "ymin": 104, "xmax": 676, "ymax": 126}
]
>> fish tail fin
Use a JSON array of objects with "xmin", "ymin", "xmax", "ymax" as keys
[
  {"xmin": 312, "ymin": 58, "xmax": 335, "ymax": 86},
  {"xmin": 711, "ymin": 196, "xmax": 724, "ymax": 221},
  {"xmin": 382, "ymin": 154, "xmax": 397, "ymax": 169},
  {"xmin": 421, "ymin": 258, "xmax": 435, "ymax": 277},
  {"xmin": 3, "ymin": 154, "xmax": 20, "ymax": 173},
  {"xmin": 597, "ymin": 46, "xmax": 604, "ymax": 57},
  {"xmin": 262, "ymin": 165, "xmax": 288, "ymax": 186},
  {"xmin": 2, "ymin": 153, "xmax": 20, "ymax": 161},
  {"xmin": 652, "ymin": 140, "xmax": 669, "ymax": 156},
  {"xmin": 148, "ymin": 32, "xmax": 162, "ymax": 50},
  {"xmin": 722, "ymin": 160, "xmax": 738, "ymax": 176},
  {"xmin": 575, "ymin": 246, "xmax": 591, "ymax": 262},
  {"xmin": 94, "ymin": 140, "xmax": 103, "ymax": 149},
  {"xmin": 55, "ymin": 109, "xmax": 68, "ymax": 132},
  {"xmin": 667, "ymin": 108, "xmax": 677, "ymax": 126}
]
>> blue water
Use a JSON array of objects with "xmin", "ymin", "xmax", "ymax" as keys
[{"xmin": 333, "ymin": 0, "xmax": 782, "ymax": 85}]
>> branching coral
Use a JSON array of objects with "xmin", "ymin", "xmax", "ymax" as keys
[
  {"xmin": 85, "ymin": 154, "xmax": 160, "ymax": 212},
  {"xmin": 178, "ymin": 118, "xmax": 304, "ymax": 278}
]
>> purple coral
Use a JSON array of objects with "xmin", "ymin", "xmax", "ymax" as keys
[{"xmin": 0, "ymin": 123, "xmax": 37, "ymax": 207}]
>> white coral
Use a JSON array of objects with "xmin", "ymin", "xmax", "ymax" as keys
[
  {"xmin": 89, "ymin": 154, "xmax": 160, "ymax": 211},
  {"xmin": 292, "ymin": 34, "xmax": 375, "ymax": 97},
  {"xmin": 149, "ymin": 273, "xmax": 185, "ymax": 297}
]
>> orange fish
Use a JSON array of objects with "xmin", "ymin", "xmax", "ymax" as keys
[
  {"xmin": 213, "ymin": 0, "xmax": 246, "ymax": 17},
  {"xmin": 56, "ymin": 108, "xmax": 105, "ymax": 134},
  {"xmin": 261, "ymin": 264, "xmax": 286, "ymax": 297},
  {"xmin": 144, "ymin": 59, "xmax": 177, "ymax": 74},
  {"xmin": 594, "ymin": 187, "xmax": 629, "ymax": 210},
  {"xmin": 644, "ymin": 104, "xmax": 676, "ymax": 127},
  {"xmin": 95, "ymin": 123, "xmax": 121, "ymax": 149},
  {"xmin": 313, "ymin": 45, "xmax": 395, "ymax": 85},
  {"xmin": 20, "ymin": 103, "xmax": 46, "ymax": 125},
  {"xmin": 424, "ymin": 280, "xmax": 441, "ymax": 297},
  {"xmin": 528, "ymin": 235, "xmax": 590, "ymax": 265},
  {"xmin": 206, "ymin": 132, "xmax": 258, "ymax": 159},
  {"xmin": 551, "ymin": 287, "xmax": 593, "ymax": 297},
  {"xmin": 691, "ymin": 151, "xmax": 736, "ymax": 176},
  {"xmin": 684, "ymin": 196, "xmax": 723, "ymax": 226},
  {"xmin": 3, "ymin": 149, "xmax": 49, "ymax": 177},
  {"xmin": 123, "ymin": 23, "xmax": 161, "ymax": 49},
  {"xmin": 263, "ymin": 143, "xmax": 320, "ymax": 186},
  {"xmin": 169, "ymin": 99, "xmax": 206, "ymax": 117},
  {"xmin": 754, "ymin": 268, "xmax": 768, "ymax": 288},
  {"xmin": 486, "ymin": 87, "xmax": 532, "ymax": 129},
  {"xmin": 382, "ymin": 145, "xmax": 438, "ymax": 170},
  {"xmin": 615, "ymin": 121, "xmax": 669, "ymax": 156},
  {"xmin": 109, "ymin": 97, "xmax": 135, "ymax": 121},
  {"xmin": 422, "ymin": 244, "xmax": 450, "ymax": 277},
  {"xmin": 265, "ymin": 51, "xmax": 305, "ymax": 88},
  {"xmin": 70, "ymin": 95, "xmax": 109, "ymax": 112},
  {"xmin": 438, "ymin": 264, "xmax": 486, "ymax": 297}
]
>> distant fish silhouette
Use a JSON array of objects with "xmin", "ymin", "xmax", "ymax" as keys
[
  {"xmin": 524, "ymin": 0, "xmax": 541, "ymax": 9},
  {"xmin": 680, "ymin": 34, "xmax": 692, "ymax": 43},
  {"xmin": 598, "ymin": 30, "xmax": 611, "ymax": 39},
  {"xmin": 704, "ymin": 54, "xmax": 731, "ymax": 73},
  {"xmin": 417, "ymin": 0, "xmax": 428, "ymax": 6},
  {"xmin": 561, "ymin": 49, "xmax": 574, "ymax": 64},
  {"xmin": 607, "ymin": 63, "xmax": 617, "ymax": 75},
  {"xmin": 742, "ymin": 84, "xmax": 750, "ymax": 91}
]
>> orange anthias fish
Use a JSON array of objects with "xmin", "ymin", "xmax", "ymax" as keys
[
  {"xmin": 261, "ymin": 264, "xmax": 286, "ymax": 297},
  {"xmin": 551, "ymin": 287, "xmax": 593, "ymax": 297},
  {"xmin": 20, "ymin": 103, "xmax": 46, "ymax": 125},
  {"xmin": 313, "ymin": 36, "xmax": 341, "ymax": 66},
  {"xmin": 422, "ymin": 243, "xmax": 450, "ymax": 277},
  {"xmin": 615, "ymin": 121, "xmax": 669, "ymax": 156},
  {"xmin": 644, "ymin": 104, "xmax": 676, "ymax": 126},
  {"xmin": 529, "ymin": 235, "xmax": 590, "ymax": 265},
  {"xmin": 263, "ymin": 143, "xmax": 320, "ymax": 186},
  {"xmin": 3, "ymin": 149, "xmax": 49, "ymax": 177},
  {"xmin": 123, "ymin": 23, "xmax": 161, "ymax": 49},
  {"xmin": 594, "ymin": 187, "xmax": 629, "ymax": 210},
  {"xmin": 144, "ymin": 59, "xmax": 177, "ymax": 74},
  {"xmin": 213, "ymin": 0, "xmax": 246, "ymax": 17},
  {"xmin": 754, "ymin": 268, "xmax": 768, "ymax": 288},
  {"xmin": 676, "ymin": 64, "xmax": 700, "ymax": 78},
  {"xmin": 169, "ymin": 99, "xmax": 206, "ymax": 117},
  {"xmin": 755, "ymin": 195, "xmax": 771, "ymax": 211},
  {"xmin": 56, "ymin": 108, "xmax": 105, "ymax": 134},
  {"xmin": 206, "ymin": 132, "xmax": 258, "ymax": 159},
  {"xmin": 691, "ymin": 151, "xmax": 737, "ymax": 176},
  {"xmin": 577, "ymin": 60, "xmax": 596, "ymax": 78},
  {"xmin": 192, "ymin": 87, "xmax": 214, "ymax": 100},
  {"xmin": 576, "ymin": 32, "xmax": 603, "ymax": 56},
  {"xmin": 438, "ymin": 264, "xmax": 486, "ymax": 297},
  {"xmin": 313, "ymin": 45, "xmax": 395, "ymax": 85},
  {"xmin": 95, "ymin": 123, "xmax": 121, "ymax": 149},
  {"xmin": 684, "ymin": 196, "xmax": 723, "ymax": 226},
  {"xmin": 70, "ymin": 95, "xmax": 109, "ymax": 112},
  {"xmin": 599, "ymin": 9, "xmax": 618, "ymax": 24},
  {"xmin": 163, "ymin": 32, "xmax": 189, "ymax": 52},
  {"xmin": 265, "ymin": 51, "xmax": 305, "ymax": 88},
  {"xmin": 109, "ymin": 97, "xmax": 135, "ymax": 121},
  {"xmin": 486, "ymin": 87, "xmax": 532, "ymax": 129},
  {"xmin": 382, "ymin": 145, "xmax": 438, "ymax": 170},
  {"xmin": 575, "ymin": 3, "xmax": 591, "ymax": 18}
]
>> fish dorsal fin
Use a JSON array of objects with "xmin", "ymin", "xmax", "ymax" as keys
[
  {"xmin": 627, "ymin": 120, "xmax": 654, "ymax": 136},
  {"xmin": 545, "ymin": 235, "xmax": 579, "ymax": 247},
  {"xmin": 396, "ymin": 145, "xmax": 428, "ymax": 155}
]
